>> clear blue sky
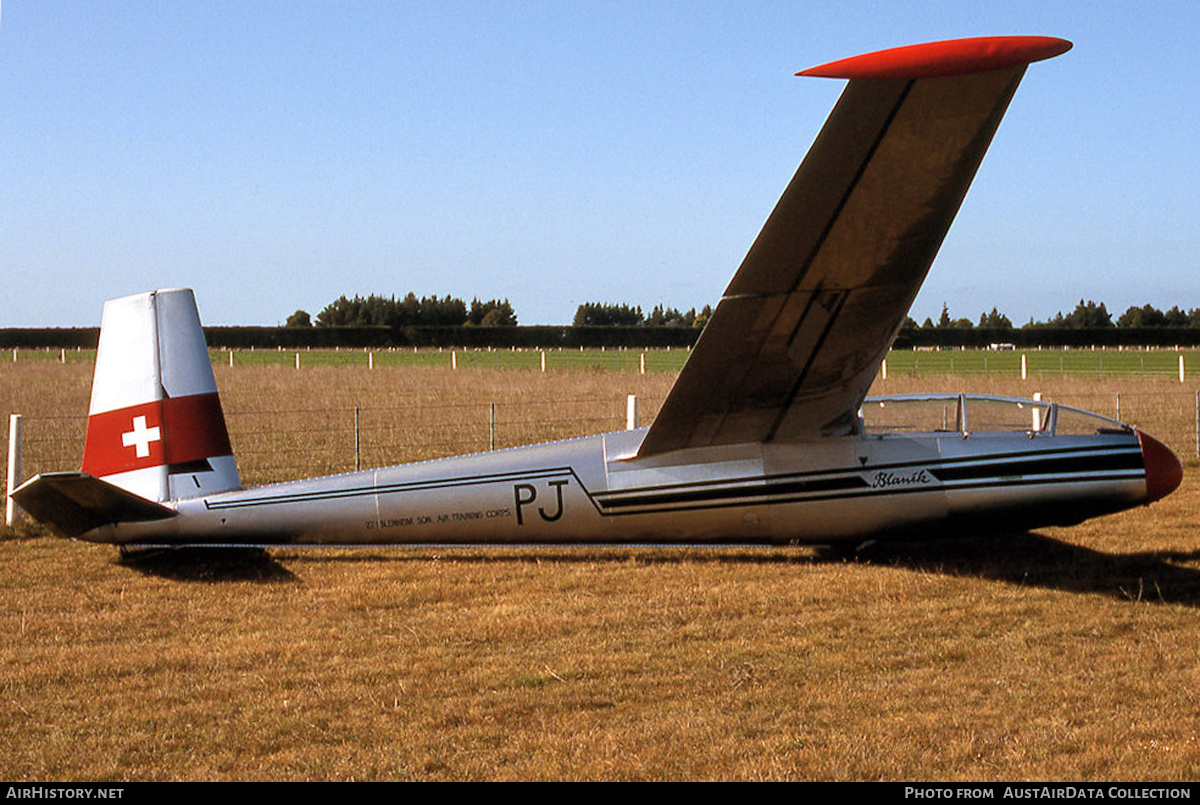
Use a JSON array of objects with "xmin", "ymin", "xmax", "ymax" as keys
[{"xmin": 2, "ymin": 1, "xmax": 1197, "ymax": 327}]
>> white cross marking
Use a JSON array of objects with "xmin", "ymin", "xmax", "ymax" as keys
[{"xmin": 122, "ymin": 415, "xmax": 162, "ymax": 458}]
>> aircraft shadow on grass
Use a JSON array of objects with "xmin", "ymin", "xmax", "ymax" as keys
[
  {"xmin": 115, "ymin": 535, "xmax": 1200, "ymax": 608},
  {"xmin": 117, "ymin": 547, "xmax": 296, "ymax": 583},
  {"xmin": 827, "ymin": 532, "xmax": 1200, "ymax": 607}
]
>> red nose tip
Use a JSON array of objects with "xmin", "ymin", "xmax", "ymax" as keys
[{"xmin": 1137, "ymin": 430, "xmax": 1183, "ymax": 503}]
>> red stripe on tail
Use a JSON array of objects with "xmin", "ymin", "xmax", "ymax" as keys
[{"xmin": 82, "ymin": 392, "xmax": 233, "ymax": 478}]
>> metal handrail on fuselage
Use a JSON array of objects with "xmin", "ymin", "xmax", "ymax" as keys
[{"xmin": 860, "ymin": 393, "xmax": 1132, "ymax": 439}]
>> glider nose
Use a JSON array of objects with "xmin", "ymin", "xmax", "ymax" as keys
[{"xmin": 1137, "ymin": 430, "xmax": 1183, "ymax": 503}]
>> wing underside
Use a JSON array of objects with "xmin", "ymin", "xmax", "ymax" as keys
[{"xmin": 639, "ymin": 44, "xmax": 1058, "ymax": 457}]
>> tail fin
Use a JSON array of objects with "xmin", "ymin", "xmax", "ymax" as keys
[{"xmin": 81, "ymin": 289, "xmax": 240, "ymax": 502}]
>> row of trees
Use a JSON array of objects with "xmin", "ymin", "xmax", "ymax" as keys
[
  {"xmin": 289, "ymin": 295, "xmax": 1200, "ymax": 334},
  {"xmin": 289, "ymin": 294, "xmax": 518, "ymax": 329},
  {"xmin": 571, "ymin": 303, "xmax": 713, "ymax": 328},
  {"xmin": 913, "ymin": 301, "xmax": 1200, "ymax": 332},
  {"xmin": 289, "ymin": 297, "xmax": 715, "ymax": 330}
]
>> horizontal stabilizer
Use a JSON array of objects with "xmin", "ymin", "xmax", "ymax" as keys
[{"xmin": 11, "ymin": 472, "xmax": 177, "ymax": 538}]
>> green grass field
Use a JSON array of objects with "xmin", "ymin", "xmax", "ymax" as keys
[
  {"xmin": 11, "ymin": 345, "xmax": 1200, "ymax": 377},
  {"xmin": 884, "ymin": 347, "xmax": 1198, "ymax": 378},
  {"xmin": 218, "ymin": 346, "xmax": 695, "ymax": 372},
  {"xmin": 6, "ymin": 346, "xmax": 696, "ymax": 372}
]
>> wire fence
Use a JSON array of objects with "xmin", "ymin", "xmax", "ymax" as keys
[
  {"xmin": 13, "ymin": 345, "xmax": 1200, "ymax": 385},
  {"xmin": 8, "ymin": 388, "xmax": 1200, "ymax": 500},
  {"xmin": 4, "ymin": 394, "xmax": 664, "ymax": 491}
]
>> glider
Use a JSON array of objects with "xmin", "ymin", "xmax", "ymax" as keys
[{"xmin": 11, "ymin": 36, "xmax": 1184, "ymax": 549}]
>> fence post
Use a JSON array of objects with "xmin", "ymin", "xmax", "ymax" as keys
[
  {"xmin": 627, "ymin": 395, "xmax": 638, "ymax": 430},
  {"xmin": 1021, "ymin": 353, "xmax": 1027, "ymax": 381},
  {"xmin": 354, "ymin": 407, "xmax": 361, "ymax": 472},
  {"xmin": 881, "ymin": 359, "xmax": 887, "ymax": 380},
  {"xmin": 6, "ymin": 414, "xmax": 23, "ymax": 527},
  {"xmin": 1180, "ymin": 354, "xmax": 1186, "ymax": 383},
  {"xmin": 490, "ymin": 403, "xmax": 496, "ymax": 450}
]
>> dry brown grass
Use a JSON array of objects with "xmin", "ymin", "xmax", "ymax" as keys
[
  {"xmin": 3, "ymin": 362, "xmax": 1200, "ymax": 780},
  {"xmin": 4, "ymin": 493, "xmax": 1200, "ymax": 781}
]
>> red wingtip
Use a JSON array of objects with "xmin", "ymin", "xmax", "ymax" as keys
[
  {"xmin": 798, "ymin": 36, "xmax": 1073, "ymax": 80},
  {"xmin": 1137, "ymin": 430, "xmax": 1184, "ymax": 504}
]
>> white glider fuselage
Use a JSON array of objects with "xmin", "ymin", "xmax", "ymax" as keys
[{"xmin": 83, "ymin": 395, "xmax": 1172, "ymax": 547}]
